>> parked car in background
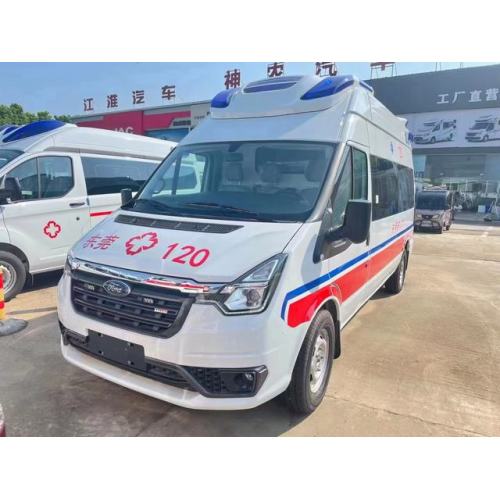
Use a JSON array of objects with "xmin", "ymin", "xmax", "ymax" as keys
[
  {"xmin": 0, "ymin": 121, "xmax": 175, "ymax": 300},
  {"xmin": 414, "ymin": 189, "xmax": 453, "ymax": 233}
]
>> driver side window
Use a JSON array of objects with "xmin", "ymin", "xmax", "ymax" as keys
[
  {"xmin": 330, "ymin": 147, "xmax": 368, "ymax": 231},
  {"xmin": 5, "ymin": 159, "xmax": 39, "ymax": 201}
]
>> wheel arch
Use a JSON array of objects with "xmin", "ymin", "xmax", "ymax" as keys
[
  {"xmin": 319, "ymin": 298, "xmax": 341, "ymax": 359},
  {"xmin": 0, "ymin": 243, "xmax": 30, "ymax": 272}
]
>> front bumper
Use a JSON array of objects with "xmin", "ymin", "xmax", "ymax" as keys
[
  {"xmin": 57, "ymin": 271, "xmax": 300, "ymax": 410},
  {"xmin": 414, "ymin": 219, "xmax": 442, "ymax": 230}
]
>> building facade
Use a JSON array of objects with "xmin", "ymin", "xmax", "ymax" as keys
[
  {"xmin": 367, "ymin": 64, "xmax": 500, "ymax": 207},
  {"xmin": 73, "ymin": 101, "xmax": 211, "ymax": 143}
]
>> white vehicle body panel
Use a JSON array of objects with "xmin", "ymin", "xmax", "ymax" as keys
[
  {"xmin": 0, "ymin": 124, "xmax": 174, "ymax": 276},
  {"xmin": 58, "ymin": 75, "xmax": 414, "ymax": 410}
]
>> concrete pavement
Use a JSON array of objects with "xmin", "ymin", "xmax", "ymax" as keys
[{"xmin": 1, "ymin": 222, "xmax": 499, "ymax": 436}]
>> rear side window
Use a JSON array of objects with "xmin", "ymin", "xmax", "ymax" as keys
[
  {"xmin": 371, "ymin": 155, "xmax": 414, "ymax": 220},
  {"xmin": 82, "ymin": 156, "xmax": 158, "ymax": 195},
  {"xmin": 397, "ymin": 165, "xmax": 415, "ymax": 212}
]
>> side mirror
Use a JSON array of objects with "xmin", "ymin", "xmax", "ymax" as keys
[
  {"xmin": 343, "ymin": 200, "xmax": 371, "ymax": 244},
  {"xmin": 121, "ymin": 188, "xmax": 133, "ymax": 206},
  {"xmin": 0, "ymin": 188, "xmax": 12, "ymax": 205}
]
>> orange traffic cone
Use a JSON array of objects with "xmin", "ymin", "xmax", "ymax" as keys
[{"xmin": 0, "ymin": 266, "xmax": 27, "ymax": 337}]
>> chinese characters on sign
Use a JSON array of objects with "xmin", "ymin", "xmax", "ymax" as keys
[
  {"xmin": 83, "ymin": 98, "xmax": 94, "ymax": 112},
  {"xmin": 132, "ymin": 90, "xmax": 145, "ymax": 105},
  {"xmin": 83, "ymin": 63, "xmax": 346, "ymax": 112},
  {"xmin": 437, "ymin": 88, "xmax": 500, "ymax": 105},
  {"xmin": 315, "ymin": 62, "xmax": 337, "ymax": 77},
  {"xmin": 224, "ymin": 69, "xmax": 241, "ymax": 89},
  {"xmin": 107, "ymin": 94, "xmax": 118, "ymax": 109},
  {"xmin": 162, "ymin": 85, "xmax": 176, "ymax": 101},
  {"xmin": 267, "ymin": 62, "xmax": 285, "ymax": 78}
]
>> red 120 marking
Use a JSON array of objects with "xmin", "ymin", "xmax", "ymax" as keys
[{"xmin": 162, "ymin": 243, "xmax": 210, "ymax": 267}]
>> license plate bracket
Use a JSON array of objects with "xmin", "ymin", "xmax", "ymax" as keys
[{"xmin": 86, "ymin": 330, "xmax": 146, "ymax": 371}]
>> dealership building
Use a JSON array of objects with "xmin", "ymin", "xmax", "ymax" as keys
[{"xmin": 73, "ymin": 64, "xmax": 500, "ymax": 205}]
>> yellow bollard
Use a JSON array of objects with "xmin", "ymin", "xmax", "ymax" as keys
[{"xmin": 0, "ymin": 265, "xmax": 27, "ymax": 336}]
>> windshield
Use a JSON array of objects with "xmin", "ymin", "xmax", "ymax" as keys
[
  {"xmin": 0, "ymin": 149, "xmax": 23, "ymax": 169},
  {"xmin": 422, "ymin": 122, "xmax": 437, "ymax": 128},
  {"xmin": 416, "ymin": 193, "xmax": 447, "ymax": 210},
  {"xmin": 125, "ymin": 141, "xmax": 335, "ymax": 222},
  {"xmin": 471, "ymin": 122, "xmax": 490, "ymax": 130}
]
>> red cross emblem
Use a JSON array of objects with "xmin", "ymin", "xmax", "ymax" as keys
[
  {"xmin": 43, "ymin": 220, "xmax": 62, "ymax": 239},
  {"xmin": 125, "ymin": 232, "xmax": 159, "ymax": 256}
]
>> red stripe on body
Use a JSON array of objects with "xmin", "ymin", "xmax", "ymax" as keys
[
  {"xmin": 90, "ymin": 211, "xmax": 113, "ymax": 218},
  {"xmin": 286, "ymin": 235, "xmax": 410, "ymax": 327}
]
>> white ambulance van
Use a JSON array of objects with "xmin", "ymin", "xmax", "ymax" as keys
[
  {"xmin": 0, "ymin": 121, "xmax": 175, "ymax": 299},
  {"xmin": 58, "ymin": 75, "xmax": 415, "ymax": 414}
]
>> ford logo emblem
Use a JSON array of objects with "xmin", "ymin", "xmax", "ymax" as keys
[{"xmin": 103, "ymin": 280, "xmax": 131, "ymax": 297}]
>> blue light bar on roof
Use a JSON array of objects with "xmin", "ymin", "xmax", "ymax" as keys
[
  {"xmin": 211, "ymin": 88, "xmax": 240, "ymax": 109},
  {"xmin": 301, "ymin": 75, "xmax": 355, "ymax": 100},
  {"xmin": 2, "ymin": 120, "xmax": 66, "ymax": 143},
  {"xmin": 0, "ymin": 125, "xmax": 18, "ymax": 135},
  {"xmin": 244, "ymin": 76, "xmax": 302, "ymax": 93}
]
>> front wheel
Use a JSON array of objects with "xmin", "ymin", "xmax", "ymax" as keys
[
  {"xmin": 0, "ymin": 251, "xmax": 27, "ymax": 301},
  {"xmin": 385, "ymin": 250, "xmax": 407, "ymax": 294},
  {"xmin": 285, "ymin": 309, "xmax": 335, "ymax": 414}
]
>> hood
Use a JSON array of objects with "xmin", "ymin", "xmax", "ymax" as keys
[{"xmin": 72, "ymin": 210, "xmax": 301, "ymax": 283}]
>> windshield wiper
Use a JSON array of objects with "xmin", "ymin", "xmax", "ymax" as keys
[
  {"xmin": 181, "ymin": 202, "xmax": 278, "ymax": 222},
  {"xmin": 123, "ymin": 198, "xmax": 179, "ymax": 214}
]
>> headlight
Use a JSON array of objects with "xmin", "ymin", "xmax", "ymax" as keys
[
  {"xmin": 432, "ymin": 214, "xmax": 441, "ymax": 220},
  {"xmin": 415, "ymin": 214, "xmax": 422, "ymax": 220},
  {"xmin": 64, "ymin": 252, "xmax": 76, "ymax": 274},
  {"xmin": 197, "ymin": 254, "xmax": 287, "ymax": 315}
]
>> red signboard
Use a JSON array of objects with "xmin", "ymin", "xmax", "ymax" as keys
[
  {"xmin": 76, "ymin": 109, "xmax": 191, "ymax": 135},
  {"xmin": 77, "ymin": 110, "xmax": 144, "ymax": 134}
]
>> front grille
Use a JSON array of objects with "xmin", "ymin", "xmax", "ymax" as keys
[{"xmin": 71, "ymin": 270, "xmax": 193, "ymax": 338}]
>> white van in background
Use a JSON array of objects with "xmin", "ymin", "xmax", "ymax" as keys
[
  {"xmin": 414, "ymin": 119, "xmax": 456, "ymax": 144},
  {"xmin": 0, "ymin": 121, "xmax": 175, "ymax": 299},
  {"xmin": 58, "ymin": 75, "xmax": 414, "ymax": 414},
  {"xmin": 465, "ymin": 115, "xmax": 500, "ymax": 142}
]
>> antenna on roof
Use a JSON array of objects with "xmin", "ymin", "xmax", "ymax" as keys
[{"xmin": 370, "ymin": 62, "xmax": 397, "ymax": 79}]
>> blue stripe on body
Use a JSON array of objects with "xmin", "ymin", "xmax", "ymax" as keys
[{"xmin": 280, "ymin": 224, "xmax": 414, "ymax": 319}]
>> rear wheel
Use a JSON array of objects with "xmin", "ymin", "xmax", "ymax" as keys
[
  {"xmin": 0, "ymin": 251, "xmax": 26, "ymax": 301},
  {"xmin": 385, "ymin": 251, "xmax": 407, "ymax": 294},
  {"xmin": 285, "ymin": 309, "xmax": 335, "ymax": 414}
]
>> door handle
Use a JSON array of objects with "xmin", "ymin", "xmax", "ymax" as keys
[{"xmin": 70, "ymin": 202, "xmax": 86, "ymax": 208}]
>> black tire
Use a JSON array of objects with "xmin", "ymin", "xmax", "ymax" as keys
[
  {"xmin": 285, "ymin": 309, "xmax": 335, "ymax": 415},
  {"xmin": 0, "ymin": 251, "xmax": 27, "ymax": 301},
  {"xmin": 437, "ymin": 225, "xmax": 443, "ymax": 234},
  {"xmin": 430, "ymin": 137, "xmax": 436, "ymax": 144},
  {"xmin": 385, "ymin": 250, "xmax": 407, "ymax": 294},
  {"xmin": 483, "ymin": 135, "xmax": 489, "ymax": 142}
]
